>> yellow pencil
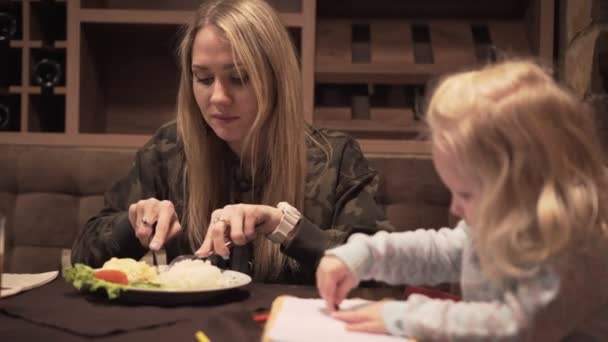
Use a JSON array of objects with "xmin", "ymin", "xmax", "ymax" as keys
[{"xmin": 195, "ymin": 331, "xmax": 211, "ymax": 342}]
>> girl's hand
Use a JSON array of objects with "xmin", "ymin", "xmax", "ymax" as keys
[
  {"xmin": 316, "ymin": 256, "xmax": 358, "ymax": 312},
  {"xmin": 197, "ymin": 204, "xmax": 283, "ymax": 257},
  {"xmin": 332, "ymin": 301, "xmax": 388, "ymax": 334},
  {"xmin": 128, "ymin": 198, "xmax": 181, "ymax": 251}
]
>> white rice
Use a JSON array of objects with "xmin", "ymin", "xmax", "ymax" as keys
[{"xmin": 156, "ymin": 259, "xmax": 223, "ymax": 290}]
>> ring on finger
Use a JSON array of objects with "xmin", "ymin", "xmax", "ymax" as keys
[{"xmin": 212, "ymin": 217, "xmax": 229, "ymax": 225}]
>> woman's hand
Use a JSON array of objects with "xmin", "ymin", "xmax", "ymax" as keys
[
  {"xmin": 316, "ymin": 256, "xmax": 358, "ymax": 312},
  {"xmin": 332, "ymin": 301, "xmax": 388, "ymax": 334},
  {"xmin": 196, "ymin": 204, "xmax": 283, "ymax": 257},
  {"xmin": 128, "ymin": 198, "xmax": 181, "ymax": 251}
]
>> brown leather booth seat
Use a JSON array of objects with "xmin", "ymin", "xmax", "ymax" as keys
[
  {"xmin": 370, "ymin": 156, "xmax": 450, "ymax": 231},
  {"xmin": 0, "ymin": 145, "xmax": 134, "ymax": 273},
  {"xmin": 0, "ymin": 145, "xmax": 450, "ymax": 273}
]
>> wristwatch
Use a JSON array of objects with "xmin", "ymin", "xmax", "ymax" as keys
[{"xmin": 267, "ymin": 202, "xmax": 302, "ymax": 244}]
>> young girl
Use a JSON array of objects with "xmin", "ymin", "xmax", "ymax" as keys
[{"xmin": 316, "ymin": 60, "xmax": 608, "ymax": 341}]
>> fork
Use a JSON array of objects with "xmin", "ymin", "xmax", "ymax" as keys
[
  {"xmin": 149, "ymin": 222, "xmax": 159, "ymax": 267},
  {"xmin": 169, "ymin": 241, "xmax": 233, "ymax": 267}
]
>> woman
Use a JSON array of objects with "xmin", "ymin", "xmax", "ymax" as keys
[{"xmin": 71, "ymin": 0, "xmax": 392, "ymax": 283}]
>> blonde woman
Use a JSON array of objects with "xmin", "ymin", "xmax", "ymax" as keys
[
  {"xmin": 317, "ymin": 60, "xmax": 608, "ymax": 340},
  {"xmin": 71, "ymin": 0, "xmax": 392, "ymax": 283}
]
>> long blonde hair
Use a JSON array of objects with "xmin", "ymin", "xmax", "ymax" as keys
[
  {"xmin": 176, "ymin": 0, "xmax": 306, "ymax": 281},
  {"xmin": 427, "ymin": 60, "xmax": 608, "ymax": 280}
]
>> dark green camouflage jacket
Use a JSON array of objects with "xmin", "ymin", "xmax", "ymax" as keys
[{"xmin": 71, "ymin": 122, "xmax": 393, "ymax": 284}]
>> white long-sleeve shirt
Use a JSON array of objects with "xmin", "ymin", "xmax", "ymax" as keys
[{"xmin": 326, "ymin": 220, "xmax": 608, "ymax": 341}]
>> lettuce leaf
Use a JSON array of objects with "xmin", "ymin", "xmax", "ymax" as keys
[
  {"xmin": 64, "ymin": 263, "xmax": 164, "ymax": 300},
  {"xmin": 130, "ymin": 281, "xmax": 162, "ymax": 289},
  {"xmin": 63, "ymin": 263, "xmax": 127, "ymax": 299}
]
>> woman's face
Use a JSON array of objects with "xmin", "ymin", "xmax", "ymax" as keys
[{"xmin": 191, "ymin": 25, "xmax": 258, "ymax": 154}]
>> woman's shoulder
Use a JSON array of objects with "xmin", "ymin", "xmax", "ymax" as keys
[
  {"xmin": 305, "ymin": 126, "xmax": 374, "ymax": 177},
  {"xmin": 306, "ymin": 126, "xmax": 363, "ymax": 156},
  {"xmin": 308, "ymin": 126, "xmax": 353, "ymax": 142},
  {"xmin": 136, "ymin": 121, "xmax": 184, "ymax": 168},
  {"xmin": 140, "ymin": 121, "xmax": 181, "ymax": 153}
]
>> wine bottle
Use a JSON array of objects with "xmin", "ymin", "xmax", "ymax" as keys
[
  {"xmin": 0, "ymin": 12, "xmax": 18, "ymax": 45},
  {"xmin": 31, "ymin": 95, "xmax": 65, "ymax": 132},
  {"xmin": 33, "ymin": 58, "xmax": 62, "ymax": 94},
  {"xmin": 0, "ymin": 100, "xmax": 19, "ymax": 131},
  {"xmin": 38, "ymin": 0, "xmax": 65, "ymax": 45},
  {"xmin": 0, "ymin": 103, "xmax": 9, "ymax": 129},
  {"xmin": 0, "ymin": 47, "xmax": 20, "ymax": 88}
]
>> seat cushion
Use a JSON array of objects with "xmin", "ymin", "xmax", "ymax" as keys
[{"xmin": 0, "ymin": 145, "xmax": 135, "ymax": 273}]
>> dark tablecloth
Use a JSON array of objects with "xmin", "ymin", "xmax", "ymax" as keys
[{"xmin": 0, "ymin": 278, "xmax": 319, "ymax": 341}]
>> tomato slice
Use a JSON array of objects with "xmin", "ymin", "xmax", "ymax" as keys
[{"xmin": 94, "ymin": 269, "xmax": 129, "ymax": 285}]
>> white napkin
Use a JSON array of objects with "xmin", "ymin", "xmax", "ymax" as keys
[{"xmin": 1, "ymin": 271, "xmax": 59, "ymax": 298}]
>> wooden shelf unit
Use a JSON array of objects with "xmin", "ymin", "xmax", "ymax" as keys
[
  {"xmin": 315, "ymin": 20, "xmax": 532, "ymax": 84},
  {"xmin": 0, "ymin": 0, "xmax": 554, "ymax": 157},
  {"xmin": 70, "ymin": 0, "xmax": 313, "ymax": 145},
  {"xmin": 0, "ymin": 0, "xmax": 314, "ymax": 148},
  {"xmin": 313, "ymin": 0, "xmax": 554, "ymax": 156}
]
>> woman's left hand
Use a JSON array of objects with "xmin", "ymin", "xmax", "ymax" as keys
[
  {"xmin": 331, "ymin": 301, "xmax": 388, "ymax": 334},
  {"xmin": 196, "ymin": 204, "xmax": 283, "ymax": 257}
]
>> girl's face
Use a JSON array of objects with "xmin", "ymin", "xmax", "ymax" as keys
[
  {"xmin": 191, "ymin": 25, "xmax": 258, "ymax": 154},
  {"xmin": 432, "ymin": 145, "xmax": 481, "ymax": 227}
]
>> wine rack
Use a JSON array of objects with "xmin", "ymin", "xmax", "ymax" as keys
[
  {"xmin": 0, "ymin": 2, "xmax": 22, "ymax": 132},
  {"xmin": 0, "ymin": 0, "xmax": 553, "ymax": 157},
  {"xmin": 0, "ymin": 0, "xmax": 67, "ymax": 135}
]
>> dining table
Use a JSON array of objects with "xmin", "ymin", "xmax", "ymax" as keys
[{"xmin": 0, "ymin": 276, "xmax": 322, "ymax": 341}]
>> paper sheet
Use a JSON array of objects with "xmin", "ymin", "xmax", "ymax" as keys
[
  {"xmin": 1, "ymin": 271, "xmax": 59, "ymax": 298},
  {"xmin": 266, "ymin": 297, "xmax": 407, "ymax": 342}
]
